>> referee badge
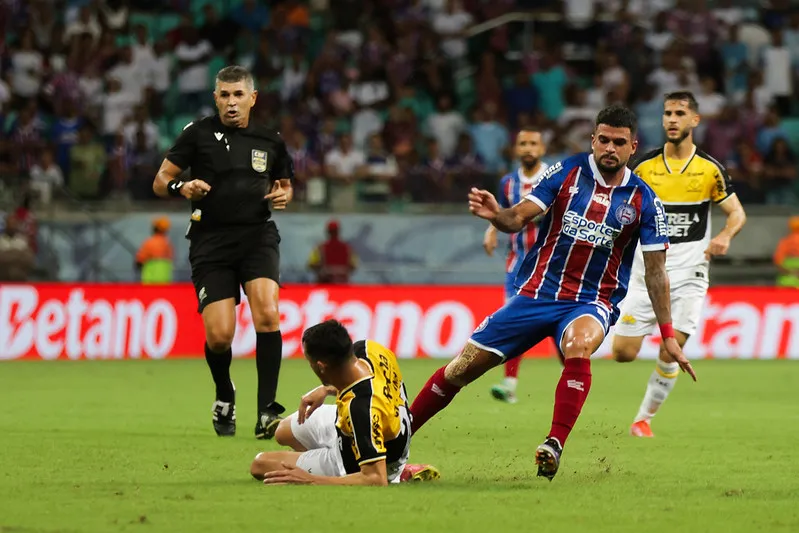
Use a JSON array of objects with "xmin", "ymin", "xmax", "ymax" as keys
[{"xmin": 251, "ymin": 150, "xmax": 268, "ymax": 173}]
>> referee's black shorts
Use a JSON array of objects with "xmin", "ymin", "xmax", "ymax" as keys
[{"xmin": 188, "ymin": 221, "xmax": 280, "ymax": 313}]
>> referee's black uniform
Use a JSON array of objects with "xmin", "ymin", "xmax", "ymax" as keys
[
  {"xmin": 167, "ymin": 115, "xmax": 293, "ymax": 308},
  {"xmin": 164, "ymin": 113, "xmax": 294, "ymax": 437}
]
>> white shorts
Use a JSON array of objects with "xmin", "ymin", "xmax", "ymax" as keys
[
  {"xmin": 289, "ymin": 404, "xmax": 406, "ymax": 483},
  {"xmin": 615, "ymin": 277, "xmax": 707, "ymax": 337},
  {"xmin": 291, "ymin": 405, "xmax": 347, "ymax": 477}
]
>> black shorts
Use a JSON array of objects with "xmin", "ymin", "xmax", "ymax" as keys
[{"xmin": 189, "ymin": 222, "xmax": 280, "ymax": 313}]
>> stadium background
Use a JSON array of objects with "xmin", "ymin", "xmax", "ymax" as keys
[
  {"xmin": 0, "ymin": 0, "xmax": 796, "ymax": 361},
  {"xmin": 2, "ymin": 2, "xmax": 799, "ymax": 532}
]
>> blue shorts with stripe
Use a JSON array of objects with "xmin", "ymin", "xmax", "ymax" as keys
[
  {"xmin": 504, "ymin": 273, "xmax": 517, "ymax": 301},
  {"xmin": 470, "ymin": 295, "xmax": 614, "ymax": 361}
]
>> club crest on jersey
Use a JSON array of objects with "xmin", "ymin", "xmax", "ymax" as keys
[
  {"xmin": 251, "ymin": 150, "xmax": 268, "ymax": 173},
  {"xmin": 615, "ymin": 203, "xmax": 637, "ymax": 226}
]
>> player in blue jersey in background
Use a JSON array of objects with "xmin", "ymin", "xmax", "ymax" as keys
[
  {"xmin": 482, "ymin": 127, "xmax": 549, "ymax": 404},
  {"xmin": 410, "ymin": 105, "xmax": 696, "ymax": 481}
]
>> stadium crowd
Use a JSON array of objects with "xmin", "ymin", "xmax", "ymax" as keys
[{"xmin": 1, "ymin": 0, "xmax": 798, "ymax": 209}]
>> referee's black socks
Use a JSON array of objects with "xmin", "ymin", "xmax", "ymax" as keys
[
  {"xmin": 256, "ymin": 331, "xmax": 283, "ymax": 414},
  {"xmin": 205, "ymin": 343, "xmax": 234, "ymax": 403}
]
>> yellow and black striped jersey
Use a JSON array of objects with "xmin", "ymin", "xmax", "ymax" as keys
[
  {"xmin": 629, "ymin": 145, "xmax": 735, "ymax": 283},
  {"xmin": 335, "ymin": 339, "xmax": 411, "ymax": 476}
]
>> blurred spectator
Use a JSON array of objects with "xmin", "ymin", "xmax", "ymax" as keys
[
  {"xmin": 762, "ymin": 28, "xmax": 792, "ymax": 116},
  {"xmin": 64, "ymin": 6, "xmax": 102, "ymax": 45},
  {"xmin": 432, "ymin": 0, "xmax": 473, "ymax": 61},
  {"xmin": 174, "ymin": 27, "xmax": 213, "ymax": 114},
  {"xmin": 10, "ymin": 30, "xmax": 45, "ymax": 101},
  {"xmin": 532, "ymin": 48, "xmax": 569, "ymax": 121},
  {"xmin": 135, "ymin": 216, "xmax": 174, "ymax": 284},
  {"xmin": 324, "ymin": 133, "xmax": 365, "ymax": 209},
  {"xmin": 307, "ymin": 219, "xmax": 358, "ymax": 284},
  {"xmin": 426, "ymin": 94, "xmax": 465, "ymax": 159},
  {"xmin": 69, "ymin": 123, "xmax": 107, "ymax": 199},
  {"xmin": 0, "ymin": 214, "xmax": 35, "ymax": 282},
  {"xmin": 725, "ymin": 140, "xmax": 765, "ymax": 204},
  {"xmin": 358, "ymin": 133, "xmax": 399, "ymax": 203},
  {"xmin": 231, "ymin": 0, "xmax": 271, "ymax": 37},
  {"xmin": 128, "ymin": 130, "xmax": 161, "ymax": 200},
  {"xmin": 761, "ymin": 138, "xmax": 797, "ymax": 205},
  {"xmin": 29, "ymin": 148, "xmax": 64, "ymax": 205},
  {"xmin": 773, "ymin": 216, "xmax": 799, "ymax": 288},
  {"xmin": 468, "ymin": 102, "xmax": 509, "ymax": 173}
]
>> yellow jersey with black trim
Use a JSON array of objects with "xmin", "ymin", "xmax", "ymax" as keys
[
  {"xmin": 335, "ymin": 339, "xmax": 411, "ymax": 477},
  {"xmin": 629, "ymin": 145, "xmax": 735, "ymax": 283}
]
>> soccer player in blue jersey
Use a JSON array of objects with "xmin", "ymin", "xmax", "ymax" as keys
[
  {"xmin": 410, "ymin": 105, "xmax": 696, "ymax": 481},
  {"xmin": 482, "ymin": 127, "xmax": 549, "ymax": 404}
]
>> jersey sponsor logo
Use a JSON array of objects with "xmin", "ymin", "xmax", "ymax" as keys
[
  {"xmin": 251, "ymin": 150, "xmax": 267, "ymax": 173},
  {"xmin": 562, "ymin": 211, "xmax": 621, "ymax": 249},
  {"xmin": 568, "ymin": 185, "xmax": 579, "ymax": 194},
  {"xmin": 652, "ymin": 198, "xmax": 668, "ymax": 238},
  {"xmin": 214, "ymin": 132, "xmax": 223, "ymax": 141},
  {"xmin": 592, "ymin": 192, "xmax": 611, "ymax": 207},
  {"xmin": 371, "ymin": 413, "xmax": 384, "ymax": 449},
  {"xmin": 540, "ymin": 160, "xmax": 562, "ymax": 181},
  {"xmin": 615, "ymin": 202, "xmax": 637, "ymax": 226},
  {"xmin": 663, "ymin": 203, "xmax": 709, "ymax": 244}
]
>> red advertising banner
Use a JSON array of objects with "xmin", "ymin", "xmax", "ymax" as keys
[{"xmin": 0, "ymin": 284, "xmax": 797, "ymax": 360}]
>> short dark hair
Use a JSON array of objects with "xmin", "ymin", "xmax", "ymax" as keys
[
  {"xmin": 215, "ymin": 65, "xmax": 254, "ymax": 91},
  {"xmin": 301, "ymin": 320, "xmax": 353, "ymax": 367},
  {"xmin": 595, "ymin": 104, "xmax": 638, "ymax": 137},
  {"xmin": 664, "ymin": 91, "xmax": 699, "ymax": 112},
  {"xmin": 518, "ymin": 126, "xmax": 542, "ymax": 135}
]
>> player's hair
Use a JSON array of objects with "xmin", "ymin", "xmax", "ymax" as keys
[
  {"xmin": 301, "ymin": 320, "xmax": 353, "ymax": 367},
  {"xmin": 215, "ymin": 65, "xmax": 255, "ymax": 91},
  {"xmin": 664, "ymin": 91, "xmax": 699, "ymax": 112},
  {"xmin": 595, "ymin": 104, "xmax": 638, "ymax": 137},
  {"xmin": 516, "ymin": 126, "xmax": 542, "ymax": 141}
]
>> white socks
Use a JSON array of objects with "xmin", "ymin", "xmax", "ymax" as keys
[
  {"xmin": 634, "ymin": 360, "xmax": 679, "ymax": 422},
  {"xmin": 504, "ymin": 377, "xmax": 518, "ymax": 393}
]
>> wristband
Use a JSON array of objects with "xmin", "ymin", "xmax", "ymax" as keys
[
  {"xmin": 660, "ymin": 323, "xmax": 675, "ymax": 339},
  {"xmin": 167, "ymin": 179, "xmax": 184, "ymax": 198}
]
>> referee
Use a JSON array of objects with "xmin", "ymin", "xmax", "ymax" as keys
[{"xmin": 153, "ymin": 65, "xmax": 293, "ymax": 439}]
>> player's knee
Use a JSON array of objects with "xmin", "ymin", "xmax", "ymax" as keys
[
  {"xmin": 252, "ymin": 302, "xmax": 280, "ymax": 332},
  {"xmin": 250, "ymin": 453, "xmax": 267, "ymax": 480},
  {"xmin": 613, "ymin": 345, "xmax": 639, "ymax": 363},
  {"xmin": 274, "ymin": 419, "xmax": 294, "ymax": 447},
  {"xmin": 206, "ymin": 324, "xmax": 235, "ymax": 352},
  {"xmin": 611, "ymin": 337, "xmax": 641, "ymax": 362},
  {"xmin": 561, "ymin": 334, "xmax": 593, "ymax": 359}
]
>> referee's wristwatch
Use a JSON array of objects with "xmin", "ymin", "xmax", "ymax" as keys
[{"xmin": 167, "ymin": 179, "xmax": 185, "ymax": 198}]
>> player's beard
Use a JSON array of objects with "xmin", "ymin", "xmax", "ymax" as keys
[
  {"xmin": 521, "ymin": 156, "xmax": 539, "ymax": 172},
  {"xmin": 666, "ymin": 128, "xmax": 691, "ymax": 145},
  {"xmin": 596, "ymin": 156, "xmax": 626, "ymax": 174}
]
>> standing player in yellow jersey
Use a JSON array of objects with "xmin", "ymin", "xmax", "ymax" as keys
[
  {"xmin": 612, "ymin": 92, "xmax": 747, "ymax": 437},
  {"xmin": 250, "ymin": 320, "xmax": 439, "ymax": 485}
]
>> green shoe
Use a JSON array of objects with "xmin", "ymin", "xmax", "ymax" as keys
[{"xmin": 490, "ymin": 384, "xmax": 518, "ymax": 404}]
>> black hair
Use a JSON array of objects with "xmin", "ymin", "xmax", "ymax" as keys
[
  {"xmin": 664, "ymin": 91, "xmax": 699, "ymax": 112},
  {"xmin": 301, "ymin": 320, "xmax": 353, "ymax": 367},
  {"xmin": 595, "ymin": 104, "xmax": 638, "ymax": 137}
]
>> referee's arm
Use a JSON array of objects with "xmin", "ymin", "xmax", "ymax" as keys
[
  {"xmin": 153, "ymin": 159, "xmax": 210, "ymax": 200},
  {"xmin": 272, "ymin": 136, "xmax": 294, "ymax": 203},
  {"xmin": 153, "ymin": 121, "xmax": 210, "ymax": 201}
]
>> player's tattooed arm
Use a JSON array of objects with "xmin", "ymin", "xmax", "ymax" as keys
[
  {"xmin": 491, "ymin": 200, "xmax": 544, "ymax": 233},
  {"xmin": 643, "ymin": 250, "xmax": 672, "ymax": 326}
]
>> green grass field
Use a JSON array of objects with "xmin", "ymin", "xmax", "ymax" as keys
[{"xmin": 1, "ymin": 358, "xmax": 797, "ymax": 533}]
